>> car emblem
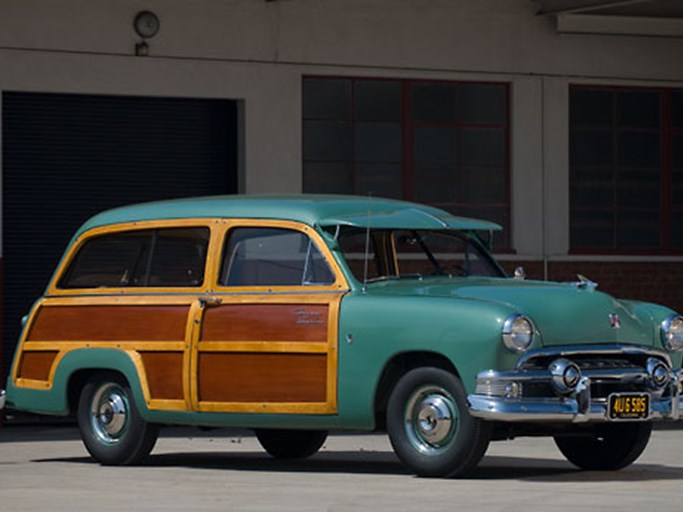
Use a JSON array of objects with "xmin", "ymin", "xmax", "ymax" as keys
[{"xmin": 609, "ymin": 313, "xmax": 621, "ymax": 329}]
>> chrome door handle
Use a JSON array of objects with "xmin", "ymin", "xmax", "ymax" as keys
[{"xmin": 198, "ymin": 297, "xmax": 223, "ymax": 308}]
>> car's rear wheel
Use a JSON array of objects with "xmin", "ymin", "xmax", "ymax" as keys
[
  {"xmin": 386, "ymin": 367, "xmax": 491, "ymax": 478},
  {"xmin": 255, "ymin": 429, "xmax": 328, "ymax": 459},
  {"xmin": 554, "ymin": 422, "xmax": 652, "ymax": 470},
  {"xmin": 77, "ymin": 373, "xmax": 159, "ymax": 465}
]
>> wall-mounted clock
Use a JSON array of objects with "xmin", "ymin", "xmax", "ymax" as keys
[{"xmin": 134, "ymin": 11, "xmax": 160, "ymax": 39}]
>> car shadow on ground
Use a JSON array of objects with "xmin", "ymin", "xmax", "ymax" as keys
[{"xmin": 31, "ymin": 450, "xmax": 683, "ymax": 482}]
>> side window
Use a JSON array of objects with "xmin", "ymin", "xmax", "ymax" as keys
[
  {"xmin": 220, "ymin": 227, "xmax": 335, "ymax": 286},
  {"xmin": 59, "ymin": 227, "xmax": 209, "ymax": 289}
]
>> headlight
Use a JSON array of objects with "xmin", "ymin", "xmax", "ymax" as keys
[
  {"xmin": 661, "ymin": 314, "xmax": 683, "ymax": 351},
  {"xmin": 502, "ymin": 314, "xmax": 535, "ymax": 353}
]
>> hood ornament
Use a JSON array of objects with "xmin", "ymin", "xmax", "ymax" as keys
[
  {"xmin": 609, "ymin": 313, "xmax": 622, "ymax": 329},
  {"xmin": 569, "ymin": 274, "xmax": 598, "ymax": 291}
]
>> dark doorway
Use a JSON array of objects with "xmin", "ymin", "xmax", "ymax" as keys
[{"xmin": 2, "ymin": 92, "xmax": 239, "ymax": 379}]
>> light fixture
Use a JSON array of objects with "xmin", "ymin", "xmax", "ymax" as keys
[{"xmin": 133, "ymin": 11, "xmax": 160, "ymax": 56}]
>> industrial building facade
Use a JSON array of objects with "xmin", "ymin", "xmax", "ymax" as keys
[{"xmin": 1, "ymin": 0, "xmax": 683, "ymax": 377}]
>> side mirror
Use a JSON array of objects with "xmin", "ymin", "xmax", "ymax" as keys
[{"xmin": 513, "ymin": 266, "xmax": 526, "ymax": 280}]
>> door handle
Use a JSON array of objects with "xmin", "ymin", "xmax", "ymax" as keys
[{"xmin": 198, "ymin": 296, "xmax": 223, "ymax": 308}]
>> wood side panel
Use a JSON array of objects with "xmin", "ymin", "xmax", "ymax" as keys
[
  {"xmin": 139, "ymin": 351, "xmax": 185, "ymax": 400},
  {"xmin": 18, "ymin": 351, "xmax": 58, "ymax": 381},
  {"xmin": 198, "ymin": 353, "xmax": 327, "ymax": 403},
  {"xmin": 201, "ymin": 304, "xmax": 328, "ymax": 342},
  {"xmin": 27, "ymin": 306, "xmax": 189, "ymax": 342}
]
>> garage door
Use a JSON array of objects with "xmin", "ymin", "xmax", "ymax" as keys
[{"xmin": 2, "ymin": 92, "xmax": 238, "ymax": 379}]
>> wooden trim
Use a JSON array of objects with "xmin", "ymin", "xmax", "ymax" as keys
[
  {"xmin": 201, "ymin": 304, "xmax": 329, "ymax": 343},
  {"xmin": 198, "ymin": 401, "xmax": 334, "ymax": 414},
  {"xmin": 17, "ymin": 351, "xmax": 59, "ymax": 381},
  {"xmin": 26, "ymin": 305, "xmax": 189, "ymax": 342},
  {"xmin": 193, "ymin": 292, "xmax": 342, "ymax": 414},
  {"xmin": 47, "ymin": 218, "xmax": 218, "ymax": 296},
  {"xmin": 212, "ymin": 219, "xmax": 349, "ymax": 292},
  {"xmin": 197, "ymin": 352, "xmax": 327, "ymax": 403},
  {"xmin": 21, "ymin": 341, "xmax": 186, "ymax": 351},
  {"xmin": 139, "ymin": 351, "xmax": 184, "ymax": 401},
  {"xmin": 186, "ymin": 300, "xmax": 204, "ymax": 411},
  {"xmin": 197, "ymin": 341, "xmax": 328, "ymax": 354}
]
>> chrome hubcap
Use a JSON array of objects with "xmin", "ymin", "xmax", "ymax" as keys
[
  {"xmin": 405, "ymin": 386, "xmax": 458, "ymax": 454},
  {"xmin": 90, "ymin": 384, "xmax": 129, "ymax": 445}
]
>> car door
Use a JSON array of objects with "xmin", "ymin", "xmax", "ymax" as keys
[{"xmin": 190, "ymin": 219, "xmax": 348, "ymax": 414}]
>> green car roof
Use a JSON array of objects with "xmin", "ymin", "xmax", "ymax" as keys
[{"xmin": 76, "ymin": 195, "xmax": 502, "ymax": 237}]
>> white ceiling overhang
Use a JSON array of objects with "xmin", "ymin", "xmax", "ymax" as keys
[{"xmin": 534, "ymin": 0, "xmax": 683, "ymax": 37}]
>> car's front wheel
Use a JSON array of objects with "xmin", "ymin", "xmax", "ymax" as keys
[
  {"xmin": 386, "ymin": 367, "xmax": 491, "ymax": 478},
  {"xmin": 554, "ymin": 422, "xmax": 652, "ymax": 470},
  {"xmin": 77, "ymin": 373, "xmax": 159, "ymax": 465},
  {"xmin": 255, "ymin": 429, "xmax": 328, "ymax": 459}
]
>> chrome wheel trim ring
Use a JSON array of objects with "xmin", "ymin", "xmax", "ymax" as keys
[
  {"xmin": 404, "ymin": 385, "xmax": 458, "ymax": 455},
  {"xmin": 89, "ymin": 383, "xmax": 129, "ymax": 445}
]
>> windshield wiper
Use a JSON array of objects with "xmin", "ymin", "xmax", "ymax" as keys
[{"xmin": 365, "ymin": 273, "xmax": 423, "ymax": 283}]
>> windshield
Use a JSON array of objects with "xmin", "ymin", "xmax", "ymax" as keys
[{"xmin": 337, "ymin": 228, "xmax": 505, "ymax": 283}]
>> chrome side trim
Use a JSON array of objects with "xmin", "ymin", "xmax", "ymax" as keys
[{"xmin": 0, "ymin": 389, "xmax": 5, "ymax": 410}]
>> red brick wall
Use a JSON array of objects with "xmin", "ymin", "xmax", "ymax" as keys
[{"xmin": 499, "ymin": 260, "xmax": 683, "ymax": 314}]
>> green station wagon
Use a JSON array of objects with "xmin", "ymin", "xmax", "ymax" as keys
[{"xmin": 2, "ymin": 195, "xmax": 682, "ymax": 477}]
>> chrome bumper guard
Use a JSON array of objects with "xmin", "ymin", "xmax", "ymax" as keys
[
  {"xmin": 0, "ymin": 389, "xmax": 5, "ymax": 410},
  {"xmin": 468, "ymin": 346, "xmax": 683, "ymax": 423}
]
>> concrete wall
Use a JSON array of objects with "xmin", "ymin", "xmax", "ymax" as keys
[{"xmin": 1, "ymin": 0, "xmax": 682, "ymax": 264}]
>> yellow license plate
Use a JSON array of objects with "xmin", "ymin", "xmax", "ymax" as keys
[{"xmin": 607, "ymin": 393, "xmax": 650, "ymax": 421}]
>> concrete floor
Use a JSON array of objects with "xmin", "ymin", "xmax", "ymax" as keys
[{"xmin": 1, "ymin": 425, "xmax": 682, "ymax": 511}]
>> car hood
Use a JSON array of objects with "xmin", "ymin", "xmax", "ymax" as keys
[{"xmin": 365, "ymin": 277, "xmax": 656, "ymax": 346}]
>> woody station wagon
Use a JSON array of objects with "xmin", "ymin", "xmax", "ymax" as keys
[{"xmin": 2, "ymin": 195, "xmax": 683, "ymax": 477}]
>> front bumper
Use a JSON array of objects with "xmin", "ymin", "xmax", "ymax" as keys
[{"xmin": 467, "ymin": 344, "xmax": 683, "ymax": 423}]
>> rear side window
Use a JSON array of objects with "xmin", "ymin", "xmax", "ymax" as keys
[
  {"xmin": 220, "ymin": 227, "xmax": 335, "ymax": 286},
  {"xmin": 59, "ymin": 227, "xmax": 210, "ymax": 288}
]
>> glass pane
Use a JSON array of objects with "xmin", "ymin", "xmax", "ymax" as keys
[
  {"xmin": 451, "ymin": 206, "xmax": 509, "ymax": 249},
  {"xmin": 673, "ymin": 92, "xmax": 683, "ymax": 129},
  {"xmin": 456, "ymin": 84, "xmax": 506, "ymax": 125},
  {"xmin": 673, "ymin": 134, "xmax": 683, "ymax": 169},
  {"xmin": 303, "ymin": 78, "xmax": 351, "ymax": 120},
  {"xmin": 148, "ymin": 228, "xmax": 210, "ymax": 287},
  {"xmin": 570, "ymin": 209, "xmax": 614, "ymax": 249},
  {"xmin": 617, "ymin": 169, "xmax": 660, "ymax": 209},
  {"xmin": 571, "ymin": 167, "xmax": 613, "ymax": 207},
  {"xmin": 59, "ymin": 230, "xmax": 151, "ymax": 288},
  {"xmin": 338, "ymin": 228, "xmax": 380, "ymax": 281},
  {"xmin": 303, "ymin": 162, "xmax": 353, "ymax": 194},
  {"xmin": 414, "ymin": 127, "xmax": 456, "ymax": 163},
  {"xmin": 618, "ymin": 90, "xmax": 660, "ymax": 128},
  {"xmin": 570, "ymin": 129, "xmax": 613, "ymax": 167},
  {"xmin": 616, "ymin": 210, "xmax": 660, "ymax": 248},
  {"xmin": 221, "ymin": 228, "xmax": 334, "ymax": 286},
  {"xmin": 355, "ymin": 123, "xmax": 401, "ymax": 162},
  {"xmin": 457, "ymin": 128, "xmax": 505, "ymax": 166},
  {"xmin": 355, "ymin": 81, "xmax": 401, "ymax": 121},
  {"xmin": 414, "ymin": 164, "xmax": 456, "ymax": 203},
  {"xmin": 570, "ymin": 88, "xmax": 613, "ymax": 127},
  {"xmin": 458, "ymin": 166, "xmax": 506, "ymax": 204},
  {"xmin": 411, "ymin": 83, "xmax": 456, "ymax": 122},
  {"xmin": 619, "ymin": 131, "xmax": 660, "ymax": 168},
  {"xmin": 303, "ymin": 120, "xmax": 352, "ymax": 161},
  {"xmin": 670, "ymin": 211, "xmax": 683, "ymax": 248},
  {"xmin": 673, "ymin": 168, "xmax": 683, "ymax": 206},
  {"xmin": 355, "ymin": 163, "xmax": 402, "ymax": 199}
]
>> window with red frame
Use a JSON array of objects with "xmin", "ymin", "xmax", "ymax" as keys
[
  {"xmin": 302, "ymin": 77, "xmax": 510, "ymax": 249},
  {"xmin": 570, "ymin": 85, "xmax": 683, "ymax": 252}
]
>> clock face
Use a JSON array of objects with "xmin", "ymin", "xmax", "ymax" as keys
[{"xmin": 134, "ymin": 11, "xmax": 160, "ymax": 38}]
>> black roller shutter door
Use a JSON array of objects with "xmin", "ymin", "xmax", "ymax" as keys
[{"xmin": 2, "ymin": 92, "xmax": 238, "ymax": 379}]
